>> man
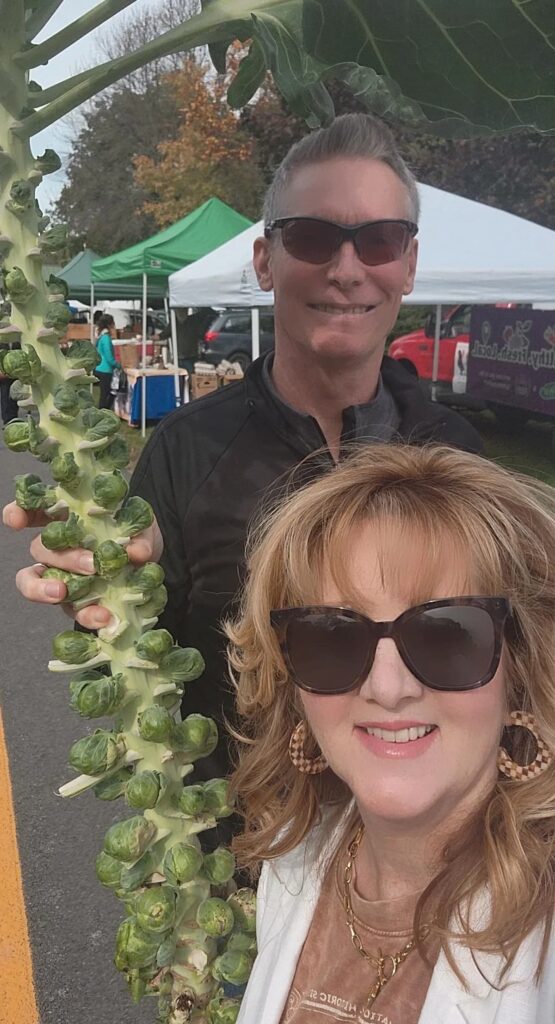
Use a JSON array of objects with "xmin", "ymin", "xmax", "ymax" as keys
[
  {"xmin": 159, "ymin": 307, "xmax": 217, "ymax": 374},
  {"xmin": 4, "ymin": 114, "xmax": 481, "ymax": 784}
]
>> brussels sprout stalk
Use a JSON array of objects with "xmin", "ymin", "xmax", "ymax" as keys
[{"xmin": 0, "ymin": 18, "xmax": 254, "ymax": 1018}]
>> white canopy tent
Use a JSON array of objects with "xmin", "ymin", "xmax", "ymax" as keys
[{"xmin": 169, "ymin": 184, "xmax": 555, "ymax": 381}]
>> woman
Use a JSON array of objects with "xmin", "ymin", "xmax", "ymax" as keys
[
  {"xmin": 95, "ymin": 313, "xmax": 119, "ymax": 409},
  {"xmin": 227, "ymin": 444, "xmax": 555, "ymax": 1024}
]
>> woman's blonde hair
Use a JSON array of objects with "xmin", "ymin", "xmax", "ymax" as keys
[{"xmin": 227, "ymin": 443, "xmax": 555, "ymax": 980}]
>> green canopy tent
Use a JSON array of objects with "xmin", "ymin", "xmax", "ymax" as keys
[
  {"xmin": 91, "ymin": 197, "xmax": 252, "ymax": 287},
  {"xmin": 91, "ymin": 198, "xmax": 252, "ymax": 434},
  {"xmin": 60, "ymin": 248, "xmax": 167, "ymax": 303}
]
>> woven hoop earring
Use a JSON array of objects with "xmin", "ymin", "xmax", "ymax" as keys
[
  {"xmin": 288, "ymin": 721, "xmax": 328, "ymax": 775},
  {"xmin": 497, "ymin": 710, "xmax": 552, "ymax": 781}
]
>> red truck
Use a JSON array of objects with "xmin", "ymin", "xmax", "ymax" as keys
[{"xmin": 388, "ymin": 305, "xmax": 471, "ymax": 389}]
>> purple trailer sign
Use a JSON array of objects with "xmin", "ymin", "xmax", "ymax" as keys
[{"xmin": 467, "ymin": 306, "xmax": 555, "ymax": 418}]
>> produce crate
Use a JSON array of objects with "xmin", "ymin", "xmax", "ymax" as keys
[
  {"xmin": 62, "ymin": 323, "xmax": 91, "ymax": 343},
  {"xmin": 190, "ymin": 372, "xmax": 218, "ymax": 399}
]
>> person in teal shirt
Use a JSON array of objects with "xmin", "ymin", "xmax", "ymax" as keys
[{"xmin": 95, "ymin": 313, "xmax": 119, "ymax": 408}]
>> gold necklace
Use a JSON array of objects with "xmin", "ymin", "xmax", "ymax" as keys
[{"xmin": 342, "ymin": 824, "xmax": 424, "ymax": 1008}]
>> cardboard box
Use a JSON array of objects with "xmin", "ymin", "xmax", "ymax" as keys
[
  {"xmin": 62, "ymin": 323, "xmax": 91, "ymax": 343},
  {"xmin": 118, "ymin": 342, "xmax": 140, "ymax": 370},
  {"xmin": 221, "ymin": 371, "xmax": 244, "ymax": 386},
  {"xmin": 190, "ymin": 372, "xmax": 218, "ymax": 400}
]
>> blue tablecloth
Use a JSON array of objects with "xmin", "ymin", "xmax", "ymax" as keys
[{"xmin": 129, "ymin": 374, "xmax": 182, "ymax": 424}]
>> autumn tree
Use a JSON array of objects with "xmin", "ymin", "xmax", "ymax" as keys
[
  {"xmin": 51, "ymin": 0, "xmax": 199, "ymax": 255},
  {"xmin": 133, "ymin": 54, "xmax": 264, "ymax": 226}
]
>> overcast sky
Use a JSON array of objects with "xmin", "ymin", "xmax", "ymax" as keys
[{"xmin": 33, "ymin": 0, "xmax": 154, "ymax": 209}]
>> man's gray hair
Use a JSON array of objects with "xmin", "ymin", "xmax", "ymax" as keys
[{"xmin": 262, "ymin": 113, "xmax": 420, "ymax": 226}]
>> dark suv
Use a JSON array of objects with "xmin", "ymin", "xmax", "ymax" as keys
[{"xmin": 200, "ymin": 310, "xmax": 274, "ymax": 371}]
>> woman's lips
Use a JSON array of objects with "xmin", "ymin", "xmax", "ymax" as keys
[{"xmin": 354, "ymin": 724, "xmax": 438, "ymax": 760}]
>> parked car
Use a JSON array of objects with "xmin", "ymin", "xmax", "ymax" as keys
[
  {"xmin": 200, "ymin": 310, "xmax": 274, "ymax": 370},
  {"xmin": 388, "ymin": 305, "xmax": 472, "ymax": 391}
]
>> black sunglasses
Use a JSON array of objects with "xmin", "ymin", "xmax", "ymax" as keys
[
  {"xmin": 270, "ymin": 597, "xmax": 511, "ymax": 694},
  {"xmin": 264, "ymin": 217, "xmax": 418, "ymax": 267}
]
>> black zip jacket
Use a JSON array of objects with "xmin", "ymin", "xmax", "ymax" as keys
[{"xmin": 130, "ymin": 354, "xmax": 482, "ymax": 782}]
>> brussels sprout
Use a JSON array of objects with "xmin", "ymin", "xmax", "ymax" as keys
[
  {"xmin": 69, "ymin": 729, "xmax": 125, "ymax": 775},
  {"xmin": 92, "ymin": 470, "xmax": 128, "ymax": 510},
  {"xmin": 69, "ymin": 671, "xmax": 126, "ymax": 718},
  {"xmin": 203, "ymin": 778, "xmax": 235, "ymax": 819},
  {"xmin": 114, "ymin": 917, "xmax": 160, "ymax": 971},
  {"xmin": 119, "ymin": 849, "xmax": 158, "ymax": 892},
  {"xmin": 203, "ymin": 847, "xmax": 235, "ymax": 885},
  {"xmin": 125, "ymin": 770, "xmax": 161, "ymax": 810},
  {"xmin": 140, "ymin": 585, "xmax": 168, "ymax": 619},
  {"xmin": 43, "ymin": 567, "xmax": 94, "ymax": 603},
  {"xmin": 95, "ymin": 850, "xmax": 123, "ymax": 890},
  {"xmin": 82, "ymin": 407, "xmax": 120, "ymax": 443},
  {"xmin": 93, "ymin": 436, "xmax": 129, "ymax": 470},
  {"xmin": 93, "ymin": 540, "xmax": 128, "ymax": 579},
  {"xmin": 114, "ymin": 496, "xmax": 154, "ymax": 537},
  {"xmin": 51, "ymin": 382, "xmax": 80, "ymax": 422},
  {"xmin": 46, "ymin": 273, "xmax": 68, "ymax": 300},
  {"xmin": 227, "ymin": 889, "xmax": 257, "ymax": 934},
  {"xmin": 212, "ymin": 950, "xmax": 253, "ymax": 986},
  {"xmin": 50, "ymin": 451, "xmax": 82, "ymax": 491},
  {"xmin": 159, "ymin": 645, "xmax": 205, "ymax": 685},
  {"xmin": 162, "ymin": 842, "xmax": 204, "ymax": 886},
  {"xmin": 207, "ymin": 994, "xmax": 241, "ymax": 1024},
  {"xmin": 178, "ymin": 784, "xmax": 206, "ymax": 817},
  {"xmin": 196, "ymin": 897, "xmax": 234, "ymax": 938},
  {"xmin": 42, "ymin": 512, "xmax": 86, "ymax": 550},
  {"xmin": 9, "ymin": 379, "xmax": 32, "ymax": 405},
  {"xmin": 65, "ymin": 340, "xmax": 99, "ymax": 375},
  {"xmin": 38, "ymin": 224, "xmax": 67, "ymax": 257},
  {"xmin": 34, "ymin": 149, "xmax": 62, "ymax": 175},
  {"xmin": 134, "ymin": 886, "xmax": 176, "ymax": 935},
  {"xmin": 128, "ymin": 563, "xmax": 165, "ymax": 595},
  {"xmin": 4, "ymin": 420, "xmax": 30, "ymax": 452},
  {"xmin": 225, "ymin": 931, "xmax": 257, "ymax": 957},
  {"xmin": 3, "ymin": 345, "xmax": 41, "ymax": 382},
  {"xmin": 4, "ymin": 267, "xmax": 35, "ymax": 305},
  {"xmin": 5, "ymin": 179, "xmax": 34, "ymax": 217},
  {"xmin": 27, "ymin": 417, "xmax": 57, "ymax": 462},
  {"xmin": 137, "ymin": 705, "xmax": 174, "ymax": 743},
  {"xmin": 170, "ymin": 714, "xmax": 218, "ymax": 761},
  {"xmin": 43, "ymin": 301, "xmax": 71, "ymax": 333},
  {"xmin": 74, "ymin": 386, "xmax": 95, "ymax": 411},
  {"xmin": 52, "ymin": 630, "xmax": 99, "ymax": 665},
  {"xmin": 134, "ymin": 629, "xmax": 173, "ymax": 665},
  {"xmin": 103, "ymin": 816, "xmax": 157, "ymax": 863},
  {"xmin": 94, "ymin": 767, "xmax": 133, "ymax": 801},
  {"xmin": 14, "ymin": 472, "xmax": 56, "ymax": 510}
]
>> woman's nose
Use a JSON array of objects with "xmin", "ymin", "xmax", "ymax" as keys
[{"xmin": 358, "ymin": 638, "xmax": 424, "ymax": 708}]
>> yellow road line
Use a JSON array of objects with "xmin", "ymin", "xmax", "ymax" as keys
[{"xmin": 0, "ymin": 708, "xmax": 39, "ymax": 1024}]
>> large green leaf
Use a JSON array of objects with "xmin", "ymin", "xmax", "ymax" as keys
[
  {"xmin": 301, "ymin": 0, "xmax": 555, "ymax": 134},
  {"xmin": 18, "ymin": 0, "xmax": 555, "ymax": 136}
]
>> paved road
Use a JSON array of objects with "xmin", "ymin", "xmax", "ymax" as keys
[{"xmin": 0, "ymin": 437, "xmax": 153, "ymax": 1024}]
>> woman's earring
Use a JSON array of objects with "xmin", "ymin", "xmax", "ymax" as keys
[
  {"xmin": 497, "ymin": 710, "xmax": 552, "ymax": 780},
  {"xmin": 288, "ymin": 721, "xmax": 328, "ymax": 775}
]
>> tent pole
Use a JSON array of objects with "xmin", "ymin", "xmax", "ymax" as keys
[
  {"xmin": 251, "ymin": 307, "xmax": 260, "ymax": 361},
  {"xmin": 141, "ymin": 272, "xmax": 147, "ymax": 438},
  {"xmin": 431, "ymin": 303, "xmax": 442, "ymax": 403},
  {"xmin": 170, "ymin": 307, "xmax": 181, "ymax": 406},
  {"xmin": 90, "ymin": 283, "xmax": 95, "ymax": 343}
]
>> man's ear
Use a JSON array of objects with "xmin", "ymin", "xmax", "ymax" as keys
[
  {"xmin": 253, "ymin": 236, "xmax": 274, "ymax": 292},
  {"xmin": 402, "ymin": 238, "xmax": 418, "ymax": 296}
]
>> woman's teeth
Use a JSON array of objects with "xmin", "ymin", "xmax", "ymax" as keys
[{"xmin": 365, "ymin": 725, "xmax": 435, "ymax": 743}]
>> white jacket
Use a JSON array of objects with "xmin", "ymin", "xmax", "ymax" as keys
[{"xmin": 237, "ymin": 815, "xmax": 555, "ymax": 1024}]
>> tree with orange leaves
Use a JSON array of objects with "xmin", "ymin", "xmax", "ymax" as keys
[{"xmin": 133, "ymin": 53, "xmax": 263, "ymax": 227}]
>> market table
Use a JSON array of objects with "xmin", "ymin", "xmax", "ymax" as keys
[{"xmin": 113, "ymin": 367, "xmax": 188, "ymax": 425}]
